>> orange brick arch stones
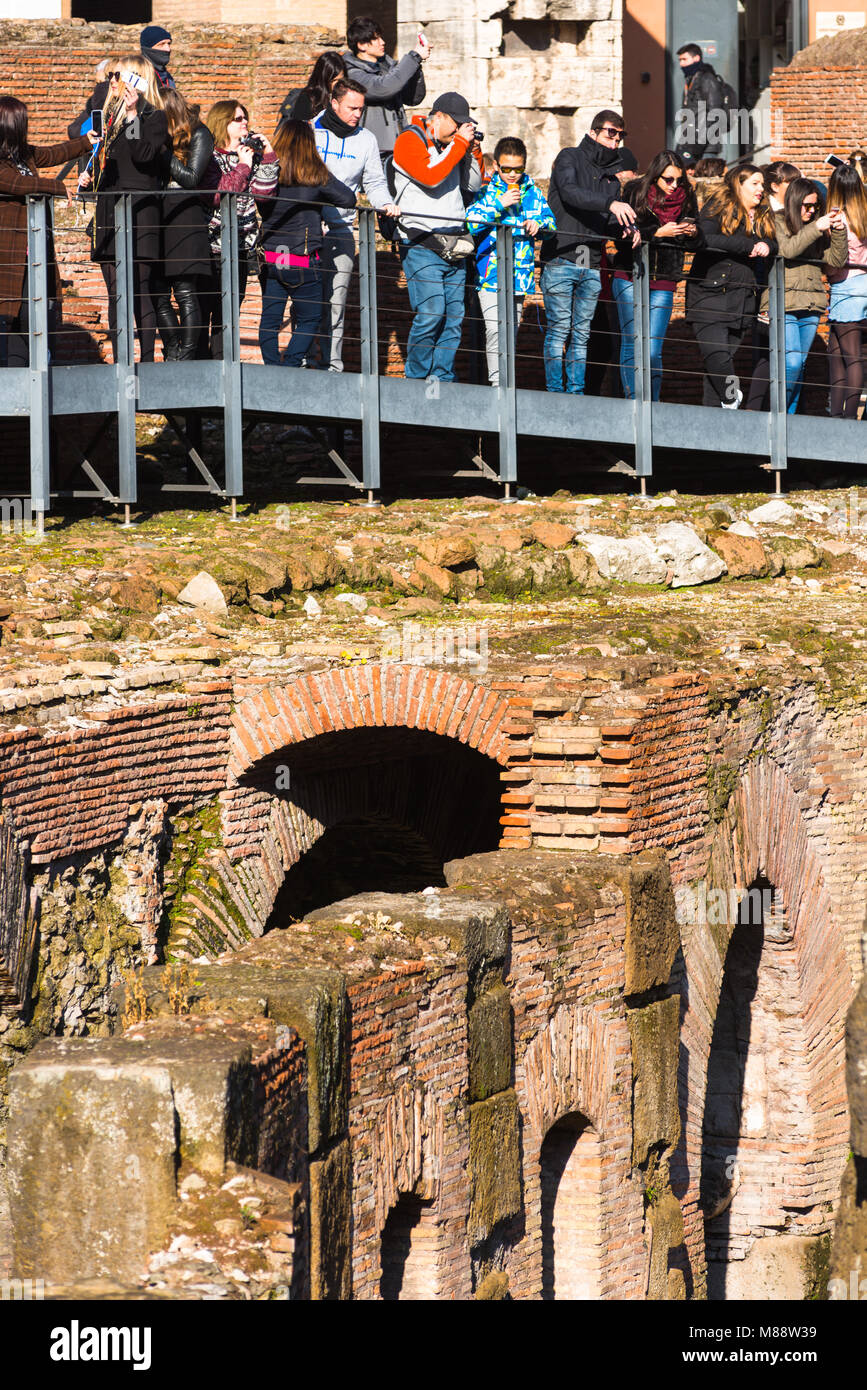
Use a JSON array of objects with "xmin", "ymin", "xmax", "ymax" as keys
[{"xmin": 228, "ymin": 666, "xmax": 514, "ymax": 786}]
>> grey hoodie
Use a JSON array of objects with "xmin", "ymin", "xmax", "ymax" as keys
[{"xmin": 342, "ymin": 48, "xmax": 426, "ymax": 155}]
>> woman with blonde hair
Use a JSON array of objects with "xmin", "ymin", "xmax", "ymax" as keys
[
  {"xmin": 152, "ymin": 89, "xmax": 214, "ymax": 360},
  {"xmin": 79, "ymin": 54, "xmax": 168, "ymax": 362},
  {"xmin": 826, "ymin": 164, "xmax": 867, "ymax": 417},
  {"xmin": 686, "ymin": 164, "xmax": 777, "ymax": 407}
]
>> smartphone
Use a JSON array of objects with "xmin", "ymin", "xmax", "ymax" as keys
[
  {"xmin": 91, "ymin": 109, "xmax": 103, "ymax": 137},
  {"xmin": 120, "ymin": 69, "xmax": 148, "ymax": 94},
  {"xmin": 826, "ymin": 153, "xmax": 847, "ymax": 169}
]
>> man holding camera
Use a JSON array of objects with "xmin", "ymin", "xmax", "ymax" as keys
[
  {"xmin": 392, "ymin": 91, "xmax": 483, "ymax": 383},
  {"xmin": 343, "ymin": 15, "xmax": 429, "ymax": 159},
  {"xmin": 312, "ymin": 78, "xmax": 400, "ymax": 372}
]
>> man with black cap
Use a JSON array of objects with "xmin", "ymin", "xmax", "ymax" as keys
[
  {"xmin": 140, "ymin": 25, "xmax": 176, "ymax": 92},
  {"xmin": 391, "ymin": 91, "xmax": 483, "ymax": 382}
]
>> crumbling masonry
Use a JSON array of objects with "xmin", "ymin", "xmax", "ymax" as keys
[{"xmin": 0, "ymin": 660, "xmax": 864, "ymax": 1299}]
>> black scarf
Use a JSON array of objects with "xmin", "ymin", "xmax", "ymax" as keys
[
  {"xmin": 142, "ymin": 44, "xmax": 169, "ymax": 70},
  {"xmin": 681, "ymin": 59, "xmax": 701, "ymax": 84},
  {"xmin": 320, "ymin": 106, "xmax": 358, "ymax": 140}
]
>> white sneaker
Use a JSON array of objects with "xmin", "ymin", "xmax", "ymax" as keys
[{"xmin": 721, "ymin": 390, "xmax": 743, "ymax": 409}]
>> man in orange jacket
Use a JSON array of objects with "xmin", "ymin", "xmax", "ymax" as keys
[{"xmin": 391, "ymin": 91, "xmax": 483, "ymax": 382}]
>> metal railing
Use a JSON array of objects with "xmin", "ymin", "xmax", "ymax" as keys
[{"xmin": 3, "ymin": 192, "xmax": 867, "ymax": 529}]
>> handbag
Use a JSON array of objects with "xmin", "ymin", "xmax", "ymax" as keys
[{"xmin": 409, "ymin": 230, "xmax": 475, "ymax": 262}]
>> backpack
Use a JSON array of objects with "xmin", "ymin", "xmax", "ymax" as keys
[
  {"xmin": 717, "ymin": 78, "xmax": 737, "ymax": 115},
  {"xmin": 379, "ymin": 123, "xmax": 428, "ymax": 244},
  {"xmin": 278, "ymin": 87, "xmax": 305, "ymax": 126}
]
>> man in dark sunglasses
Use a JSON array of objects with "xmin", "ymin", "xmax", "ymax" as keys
[{"xmin": 541, "ymin": 109, "xmax": 638, "ymax": 395}]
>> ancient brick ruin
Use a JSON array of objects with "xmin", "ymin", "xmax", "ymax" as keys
[{"xmin": 1, "ymin": 653, "xmax": 863, "ymax": 1299}]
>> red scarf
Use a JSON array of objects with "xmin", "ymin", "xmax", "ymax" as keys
[{"xmin": 647, "ymin": 182, "xmax": 686, "ymax": 223}]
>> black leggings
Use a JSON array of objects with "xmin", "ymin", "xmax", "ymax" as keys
[
  {"xmin": 100, "ymin": 259, "xmax": 157, "ymax": 363},
  {"xmin": 200, "ymin": 257, "xmax": 248, "ymax": 359},
  {"xmin": 828, "ymin": 321, "xmax": 863, "ymax": 419},
  {"xmin": 692, "ymin": 320, "xmax": 746, "ymax": 406}
]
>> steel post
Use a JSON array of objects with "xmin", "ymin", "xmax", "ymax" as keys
[
  {"xmin": 220, "ymin": 192, "xmax": 243, "ymax": 502},
  {"xmin": 358, "ymin": 208, "xmax": 381, "ymax": 502},
  {"xmin": 633, "ymin": 238, "xmax": 652, "ymax": 482},
  {"xmin": 27, "ymin": 196, "xmax": 51, "ymax": 524},
  {"xmin": 767, "ymin": 254, "xmax": 787, "ymax": 481},
  {"xmin": 495, "ymin": 222, "xmax": 518, "ymax": 496},
  {"xmin": 114, "ymin": 194, "xmax": 137, "ymax": 510}
]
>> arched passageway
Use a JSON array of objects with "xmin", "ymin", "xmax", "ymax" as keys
[
  {"xmin": 252, "ymin": 727, "xmax": 505, "ymax": 930},
  {"xmin": 379, "ymin": 1195, "xmax": 440, "ymax": 1300},
  {"xmin": 540, "ymin": 1112, "xmax": 603, "ymax": 1300},
  {"xmin": 701, "ymin": 876, "xmax": 846, "ymax": 1299}
]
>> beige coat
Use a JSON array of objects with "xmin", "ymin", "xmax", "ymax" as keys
[{"xmin": 759, "ymin": 208, "xmax": 848, "ymax": 315}]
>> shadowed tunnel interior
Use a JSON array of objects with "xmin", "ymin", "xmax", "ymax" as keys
[{"xmin": 251, "ymin": 726, "xmax": 505, "ymax": 925}]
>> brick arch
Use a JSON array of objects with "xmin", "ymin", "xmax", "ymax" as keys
[
  {"xmin": 170, "ymin": 668, "xmax": 511, "ymax": 959},
  {"xmin": 676, "ymin": 757, "xmax": 856, "ymax": 1295},
  {"xmin": 228, "ymin": 665, "xmax": 513, "ymax": 786},
  {"xmin": 513, "ymin": 1002, "xmax": 646, "ymax": 1299}
]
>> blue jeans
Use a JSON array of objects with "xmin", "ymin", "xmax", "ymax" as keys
[
  {"xmin": 784, "ymin": 311, "xmax": 819, "ymax": 413},
  {"xmin": 610, "ymin": 277, "xmax": 673, "ymax": 401},
  {"xmin": 540, "ymin": 258, "xmax": 602, "ymax": 393},
  {"xmin": 259, "ymin": 265, "xmax": 322, "ymax": 367},
  {"xmin": 400, "ymin": 241, "xmax": 466, "ymax": 381}
]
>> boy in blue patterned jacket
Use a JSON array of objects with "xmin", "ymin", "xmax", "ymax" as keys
[{"xmin": 466, "ymin": 136, "xmax": 555, "ymax": 385}]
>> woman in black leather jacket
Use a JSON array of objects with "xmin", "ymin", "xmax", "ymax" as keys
[
  {"xmin": 79, "ymin": 55, "xmax": 168, "ymax": 363},
  {"xmin": 153, "ymin": 91, "xmax": 215, "ymax": 360},
  {"xmin": 686, "ymin": 164, "xmax": 777, "ymax": 407}
]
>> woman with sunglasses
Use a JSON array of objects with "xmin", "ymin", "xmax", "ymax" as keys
[
  {"xmin": 686, "ymin": 165, "xmax": 777, "ymax": 408},
  {"xmin": 748, "ymin": 179, "xmax": 847, "ymax": 413},
  {"xmin": 825, "ymin": 165, "xmax": 867, "ymax": 418},
  {"xmin": 200, "ymin": 100, "xmax": 278, "ymax": 358},
  {"xmin": 79, "ymin": 56, "xmax": 168, "ymax": 363},
  {"xmin": 608, "ymin": 149, "xmax": 701, "ymax": 400}
]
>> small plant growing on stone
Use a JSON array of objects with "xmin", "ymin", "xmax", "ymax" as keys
[
  {"xmin": 121, "ymin": 964, "xmax": 150, "ymax": 1028},
  {"xmin": 240, "ymin": 1204, "xmax": 258, "ymax": 1230},
  {"xmin": 161, "ymin": 961, "xmax": 195, "ymax": 1015}
]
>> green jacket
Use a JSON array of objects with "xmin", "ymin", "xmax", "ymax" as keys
[{"xmin": 759, "ymin": 208, "xmax": 848, "ymax": 315}]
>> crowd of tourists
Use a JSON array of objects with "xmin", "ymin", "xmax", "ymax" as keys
[{"xmin": 1, "ymin": 22, "xmax": 866, "ymax": 417}]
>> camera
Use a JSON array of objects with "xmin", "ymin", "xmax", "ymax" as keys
[
  {"xmin": 474, "ymin": 128, "xmax": 484, "ymax": 142},
  {"xmin": 120, "ymin": 69, "xmax": 148, "ymax": 94},
  {"xmin": 241, "ymin": 134, "xmax": 266, "ymax": 152}
]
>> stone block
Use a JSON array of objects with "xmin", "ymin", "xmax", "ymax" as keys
[
  {"xmin": 721, "ymin": 1233, "xmax": 830, "ymax": 1300},
  {"xmin": 628, "ymin": 996, "xmax": 681, "ymax": 1165},
  {"xmin": 468, "ymin": 985, "xmax": 513, "ymax": 1101},
  {"xmin": 468, "ymin": 1090, "xmax": 523, "ymax": 1245},
  {"xmin": 309, "ymin": 1138, "xmax": 351, "ymax": 1300},
  {"xmin": 846, "ymin": 973, "xmax": 867, "ymax": 1157},
  {"xmin": 624, "ymin": 850, "xmax": 680, "ymax": 995},
  {"xmin": 8, "ymin": 1039, "xmax": 177, "ymax": 1285},
  {"xmin": 647, "ymin": 1190, "xmax": 685, "ymax": 1300},
  {"xmin": 129, "ymin": 962, "xmax": 346, "ymax": 1158}
]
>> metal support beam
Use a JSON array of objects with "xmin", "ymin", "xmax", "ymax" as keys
[
  {"xmin": 767, "ymin": 254, "xmax": 787, "ymax": 482},
  {"xmin": 495, "ymin": 222, "xmax": 518, "ymax": 500},
  {"xmin": 632, "ymin": 239, "xmax": 652, "ymax": 484},
  {"xmin": 27, "ymin": 196, "xmax": 51, "ymax": 524},
  {"xmin": 114, "ymin": 194, "xmax": 137, "ymax": 511},
  {"xmin": 358, "ymin": 208, "xmax": 381, "ymax": 504},
  {"xmin": 220, "ymin": 192, "xmax": 243, "ymax": 502}
]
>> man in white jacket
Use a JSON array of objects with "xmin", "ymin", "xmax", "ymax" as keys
[{"xmin": 313, "ymin": 78, "xmax": 399, "ymax": 372}]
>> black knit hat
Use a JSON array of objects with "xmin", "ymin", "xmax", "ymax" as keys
[{"xmin": 141, "ymin": 24, "xmax": 171, "ymax": 47}]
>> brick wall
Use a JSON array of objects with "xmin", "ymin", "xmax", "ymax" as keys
[
  {"xmin": 0, "ymin": 21, "xmax": 338, "ymax": 149},
  {"xmin": 770, "ymin": 66, "xmax": 867, "ymax": 183}
]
